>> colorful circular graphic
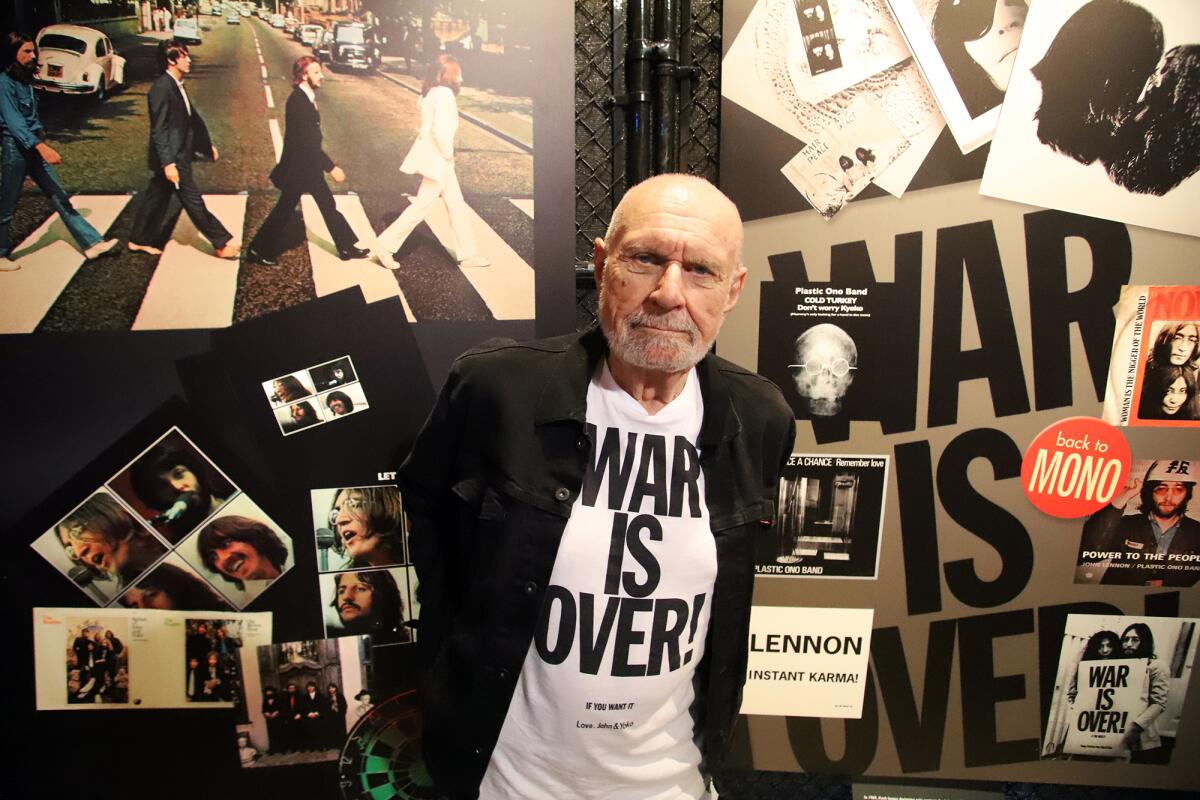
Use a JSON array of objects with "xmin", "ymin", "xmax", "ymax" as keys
[
  {"xmin": 1021, "ymin": 416, "xmax": 1131, "ymax": 518},
  {"xmin": 339, "ymin": 691, "xmax": 442, "ymax": 799}
]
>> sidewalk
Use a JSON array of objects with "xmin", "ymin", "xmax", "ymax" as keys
[{"xmin": 378, "ymin": 58, "xmax": 532, "ymax": 153}]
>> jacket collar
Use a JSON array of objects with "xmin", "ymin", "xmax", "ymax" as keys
[{"xmin": 533, "ymin": 326, "xmax": 741, "ymax": 447}]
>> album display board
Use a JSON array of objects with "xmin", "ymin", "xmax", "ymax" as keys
[
  {"xmin": 718, "ymin": 1, "xmax": 1200, "ymax": 779},
  {"xmin": 4, "ymin": 2, "xmax": 574, "ymax": 798}
]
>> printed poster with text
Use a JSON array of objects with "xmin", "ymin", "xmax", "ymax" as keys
[{"xmin": 741, "ymin": 605, "xmax": 874, "ymax": 718}]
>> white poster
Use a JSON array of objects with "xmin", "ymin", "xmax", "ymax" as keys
[
  {"xmin": 34, "ymin": 607, "xmax": 271, "ymax": 710},
  {"xmin": 981, "ymin": 0, "xmax": 1200, "ymax": 238},
  {"xmin": 741, "ymin": 605, "xmax": 874, "ymax": 718}
]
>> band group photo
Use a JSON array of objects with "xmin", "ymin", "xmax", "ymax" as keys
[
  {"xmin": 184, "ymin": 618, "xmax": 246, "ymax": 709},
  {"xmin": 1, "ymin": 2, "xmax": 537, "ymax": 332},
  {"xmin": 238, "ymin": 636, "xmax": 376, "ymax": 768},
  {"xmin": 66, "ymin": 617, "xmax": 129, "ymax": 705}
]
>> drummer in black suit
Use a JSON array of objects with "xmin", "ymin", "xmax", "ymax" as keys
[{"xmin": 247, "ymin": 56, "xmax": 367, "ymax": 265}]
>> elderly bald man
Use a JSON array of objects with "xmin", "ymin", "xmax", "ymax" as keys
[{"xmin": 398, "ymin": 174, "xmax": 794, "ymax": 799}]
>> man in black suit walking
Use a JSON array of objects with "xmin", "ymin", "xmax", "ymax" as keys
[
  {"xmin": 128, "ymin": 41, "xmax": 237, "ymax": 259},
  {"xmin": 247, "ymin": 56, "xmax": 367, "ymax": 265}
]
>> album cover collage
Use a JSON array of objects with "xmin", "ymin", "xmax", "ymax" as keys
[
  {"xmin": 723, "ymin": 0, "xmax": 1198, "ymax": 234},
  {"xmin": 29, "ymin": 427, "xmax": 294, "ymax": 610},
  {"xmin": 310, "ymin": 486, "xmax": 419, "ymax": 647},
  {"xmin": 263, "ymin": 355, "xmax": 369, "ymax": 436},
  {"xmin": 34, "ymin": 607, "xmax": 272, "ymax": 711}
]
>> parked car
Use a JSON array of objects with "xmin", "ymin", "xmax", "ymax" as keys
[
  {"xmin": 297, "ymin": 24, "xmax": 323, "ymax": 47},
  {"xmin": 33, "ymin": 24, "xmax": 126, "ymax": 100},
  {"xmin": 313, "ymin": 29, "xmax": 334, "ymax": 63},
  {"xmin": 210, "ymin": 2, "xmax": 222, "ymax": 14},
  {"xmin": 225, "ymin": 12, "xmax": 240, "ymax": 24},
  {"xmin": 270, "ymin": 14, "xmax": 285, "ymax": 29},
  {"xmin": 283, "ymin": 16, "xmax": 298, "ymax": 34},
  {"xmin": 174, "ymin": 17, "xmax": 202, "ymax": 44},
  {"xmin": 240, "ymin": 6, "xmax": 251, "ymax": 17},
  {"xmin": 328, "ymin": 23, "xmax": 382, "ymax": 72}
]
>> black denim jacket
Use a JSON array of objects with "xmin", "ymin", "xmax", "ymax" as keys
[{"xmin": 397, "ymin": 327, "xmax": 795, "ymax": 798}]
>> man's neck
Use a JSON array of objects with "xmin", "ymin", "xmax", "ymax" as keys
[
  {"xmin": 1151, "ymin": 511, "xmax": 1182, "ymax": 530},
  {"xmin": 167, "ymin": 66, "xmax": 184, "ymax": 83},
  {"xmin": 606, "ymin": 355, "xmax": 690, "ymax": 415}
]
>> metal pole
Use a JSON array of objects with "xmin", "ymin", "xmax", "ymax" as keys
[
  {"xmin": 651, "ymin": 0, "xmax": 679, "ymax": 174},
  {"xmin": 624, "ymin": 0, "xmax": 652, "ymax": 185}
]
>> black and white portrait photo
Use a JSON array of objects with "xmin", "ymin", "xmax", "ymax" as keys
[
  {"xmin": 887, "ymin": 0, "xmax": 1028, "ymax": 151},
  {"xmin": 320, "ymin": 567, "xmax": 418, "ymax": 646},
  {"xmin": 982, "ymin": 0, "xmax": 1200, "ymax": 237}
]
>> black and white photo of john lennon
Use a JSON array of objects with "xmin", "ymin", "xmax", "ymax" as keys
[
  {"xmin": 928, "ymin": 0, "xmax": 1029, "ymax": 118},
  {"xmin": 757, "ymin": 454, "xmax": 888, "ymax": 578}
]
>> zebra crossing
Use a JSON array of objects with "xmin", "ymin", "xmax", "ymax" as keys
[{"xmin": 0, "ymin": 192, "xmax": 535, "ymax": 333}]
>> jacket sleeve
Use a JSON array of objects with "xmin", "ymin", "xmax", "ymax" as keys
[
  {"xmin": 1078, "ymin": 503, "xmax": 1128, "ymax": 553},
  {"xmin": 0, "ymin": 79, "xmax": 41, "ymax": 151},
  {"xmin": 1134, "ymin": 658, "xmax": 1169, "ymax": 731},
  {"xmin": 431, "ymin": 87, "xmax": 458, "ymax": 162},
  {"xmin": 396, "ymin": 356, "xmax": 469, "ymax": 665},
  {"xmin": 148, "ymin": 81, "xmax": 177, "ymax": 168}
]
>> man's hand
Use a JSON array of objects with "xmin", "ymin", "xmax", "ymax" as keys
[
  {"xmin": 164, "ymin": 163, "xmax": 180, "ymax": 188},
  {"xmin": 1120, "ymin": 722, "xmax": 1144, "ymax": 751},
  {"xmin": 35, "ymin": 142, "xmax": 62, "ymax": 165},
  {"xmin": 1113, "ymin": 477, "xmax": 1143, "ymax": 510},
  {"xmin": 330, "ymin": 166, "xmax": 346, "ymax": 183},
  {"xmin": 211, "ymin": 145, "xmax": 220, "ymax": 161}
]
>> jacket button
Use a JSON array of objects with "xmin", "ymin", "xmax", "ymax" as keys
[
  {"xmin": 498, "ymin": 668, "xmax": 510, "ymax": 680},
  {"xmin": 523, "ymin": 580, "xmax": 538, "ymax": 595},
  {"xmin": 472, "ymin": 746, "xmax": 484, "ymax": 757},
  {"xmin": 554, "ymin": 487, "xmax": 570, "ymax": 502},
  {"xmin": 576, "ymin": 437, "xmax": 588, "ymax": 451}
]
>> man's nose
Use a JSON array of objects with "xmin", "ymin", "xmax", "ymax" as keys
[{"xmin": 649, "ymin": 263, "xmax": 686, "ymax": 307}]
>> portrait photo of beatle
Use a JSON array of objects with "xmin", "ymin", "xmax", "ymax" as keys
[
  {"xmin": 263, "ymin": 355, "xmax": 369, "ymax": 435},
  {"xmin": 928, "ymin": 0, "xmax": 1027, "ymax": 119},
  {"xmin": 319, "ymin": 567, "xmax": 418, "ymax": 646},
  {"xmin": 1134, "ymin": 321, "xmax": 1200, "ymax": 424},
  {"xmin": 108, "ymin": 429, "xmax": 238, "ymax": 544},
  {"xmin": 65, "ymin": 617, "xmax": 129, "ymax": 705},
  {"xmin": 31, "ymin": 488, "xmax": 169, "ymax": 606},
  {"xmin": 175, "ymin": 493, "xmax": 295, "ymax": 609},
  {"xmin": 29, "ymin": 426, "xmax": 292, "ymax": 610},
  {"xmin": 310, "ymin": 485, "xmax": 408, "ymax": 573},
  {"xmin": 237, "ymin": 636, "xmax": 376, "ymax": 769},
  {"xmin": 184, "ymin": 618, "xmax": 247, "ymax": 712}
]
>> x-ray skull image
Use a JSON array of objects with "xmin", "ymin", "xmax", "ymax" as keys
[{"xmin": 789, "ymin": 324, "xmax": 858, "ymax": 416}]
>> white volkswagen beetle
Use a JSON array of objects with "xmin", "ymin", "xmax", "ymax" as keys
[{"xmin": 34, "ymin": 24, "xmax": 126, "ymax": 101}]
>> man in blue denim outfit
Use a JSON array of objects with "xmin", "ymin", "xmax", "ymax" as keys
[{"xmin": 0, "ymin": 32, "xmax": 117, "ymax": 270}]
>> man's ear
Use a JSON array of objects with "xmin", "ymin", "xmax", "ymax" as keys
[
  {"xmin": 724, "ymin": 265, "xmax": 748, "ymax": 313},
  {"xmin": 593, "ymin": 237, "xmax": 607, "ymax": 291}
]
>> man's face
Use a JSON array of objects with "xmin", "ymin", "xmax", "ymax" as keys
[
  {"xmin": 1121, "ymin": 629, "xmax": 1141, "ymax": 656},
  {"xmin": 188, "ymin": 657, "xmax": 199, "ymax": 669},
  {"xmin": 15, "ymin": 41, "xmax": 37, "ymax": 68},
  {"xmin": 304, "ymin": 61, "xmax": 324, "ymax": 89},
  {"xmin": 1169, "ymin": 324, "xmax": 1199, "ymax": 365},
  {"xmin": 594, "ymin": 181, "xmax": 745, "ymax": 374},
  {"xmin": 58, "ymin": 523, "xmax": 128, "ymax": 577},
  {"xmin": 211, "ymin": 539, "xmax": 275, "ymax": 581},
  {"xmin": 171, "ymin": 48, "xmax": 192, "ymax": 75},
  {"xmin": 287, "ymin": 683, "xmax": 297, "ymax": 695},
  {"xmin": 123, "ymin": 586, "xmax": 173, "ymax": 610},
  {"xmin": 329, "ymin": 398, "xmax": 347, "ymax": 415},
  {"xmin": 291, "ymin": 404, "xmax": 309, "ymax": 424},
  {"xmin": 333, "ymin": 368, "xmax": 344, "ymax": 380},
  {"xmin": 207, "ymin": 653, "xmax": 218, "ymax": 667},
  {"xmin": 333, "ymin": 490, "xmax": 377, "ymax": 559},
  {"xmin": 1149, "ymin": 481, "xmax": 1187, "ymax": 518},
  {"xmin": 336, "ymin": 573, "xmax": 374, "ymax": 623}
]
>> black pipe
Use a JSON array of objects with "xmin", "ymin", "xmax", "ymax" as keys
[
  {"xmin": 652, "ymin": 0, "xmax": 679, "ymax": 174},
  {"xmin": 624, "ymin": 0, "xmax": 652, "ymax": 184}
]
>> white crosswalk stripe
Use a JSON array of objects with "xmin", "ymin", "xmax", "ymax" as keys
[
  {"xmin": 509, "ymin": 198, "xmax": 534, "ymax": 219},
  {"xmin": 301, "ymin": 194, "xmax": 417, "ymax": 322},
  {"xmin": 1, "ymin": 193, "xmax": 532, "ymax": 330},
  {"xmin": 132, "ymin": 194, "xmax": 248, "ymax": 330},
  {"xmin": 0, "ymin": 195, "xmax": 130, "ymax": 334},
  {"xmin": 419, "ymin": 196, "xmax": 536, "ymax": 320}
]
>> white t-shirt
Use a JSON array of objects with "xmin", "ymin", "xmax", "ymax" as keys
[{"xmin": 480, "ymin": 362, "xmax": 717, "ymax": 799}]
